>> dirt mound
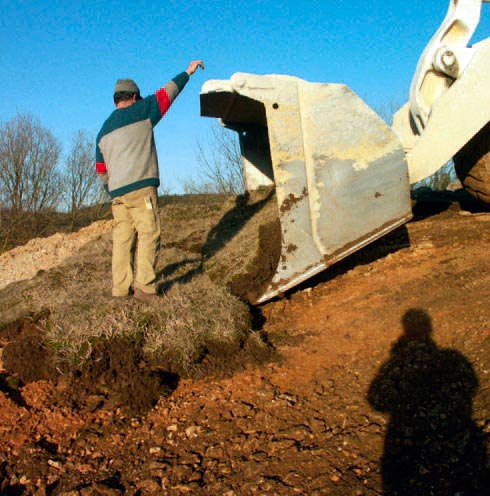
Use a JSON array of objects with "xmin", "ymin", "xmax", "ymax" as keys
[
  {"xmin": 0, "ymin": 220, "xmax": 112, "ymax": 290},
  {"xmin": 65, "ymin": 337, "xmax": 179, "ymax": 417}
]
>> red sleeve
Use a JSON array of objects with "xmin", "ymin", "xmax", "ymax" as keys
[
  {"xmin": 96, "ymin": 162, "xmax": 107, "ymax": 174},
  {"xmin": 155, "ymin": 87, "xmax": 171, "ymax": 116}
]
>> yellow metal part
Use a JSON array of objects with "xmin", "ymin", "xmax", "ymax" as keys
[
  {"xmin": 394, "ymin": 40, "xmax": 490, "ymax": 185},
  {"xmin": 393, "ymin": 0, "xmax": 490, "ymax": 184}
]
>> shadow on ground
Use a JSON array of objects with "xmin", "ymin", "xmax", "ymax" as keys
[
  {"xmin": 157, "ymin": 188, "xmax": 276, "ymax": 297},
  {"xmin": 411, "ymin": 187, "xmax": 486, "ymax": 220},
  {"xmin": 368, "ymin": 309, "xmax": 490, "ymax": 495}
]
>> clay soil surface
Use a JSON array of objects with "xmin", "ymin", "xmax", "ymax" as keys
[{"xmin": 1, "ymin": 191, "xmax": 490, "ymax": 495}]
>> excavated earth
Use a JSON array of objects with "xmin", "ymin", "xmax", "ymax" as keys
[{"xmin": 1, "ymin": 190, "xmax": 490, "ymax": 495}]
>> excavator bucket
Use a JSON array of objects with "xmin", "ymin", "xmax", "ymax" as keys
[{"xmin": 200, "ymin": 73, "xmax": 412, "ymax": 304}]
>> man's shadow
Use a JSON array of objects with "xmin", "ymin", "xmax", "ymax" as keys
[{"xmin": 368, "ymin": 309, "xmax": 490, "ymax": 495}]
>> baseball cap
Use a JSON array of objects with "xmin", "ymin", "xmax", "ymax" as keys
[{"xmin": 114, "ymin": 79, "xmax": 141, "ymax": 95}]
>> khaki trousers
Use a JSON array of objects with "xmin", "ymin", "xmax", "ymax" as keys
[{"xmin": 111, "ymin": 186, "xmax": 161, "ymax": 296}]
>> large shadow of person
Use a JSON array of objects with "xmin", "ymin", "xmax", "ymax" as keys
[{"xmin": 368, "ymin": 309, "xmax": 490, "ymax": 495}]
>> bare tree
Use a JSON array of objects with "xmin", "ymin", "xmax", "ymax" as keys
[
  {"xmin": 187, "ymin": 122, "xmax": 244, "ymax": 194},
  {"xmin": 64, "ymin": 130, "xmax": 107, "ymax": 227},
  {"xmin": 0, "ymin": 113, "xmax": 62, "ymax": 213},
  {"xmin": 374, "ymin": 100, "xmax": 402, "ymax": 126}
]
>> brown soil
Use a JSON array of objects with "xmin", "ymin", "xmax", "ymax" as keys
[
  {"xmin": 2, "ymin": 318, "xmax": 58, "ymax": 384},
  {"xmin": 1, "ymin": 190, "xmax": 490, "ymax": 495},
  {"xmin": 63, "ymin": 337, "xmax": 180, "ymax": 418},
  {"xmin": 229, "ymin": 218, "xmax": 282, "ymax": 303}
]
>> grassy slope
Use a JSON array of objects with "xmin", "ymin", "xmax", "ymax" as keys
[{"xmin": 0, "ymin": 192, "xmax": 278, "ymax": 379}]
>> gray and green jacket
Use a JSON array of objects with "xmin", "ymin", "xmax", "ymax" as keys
[{"xmin": 95, "ymin": 72, "xmax": 189, "ymax": 198}]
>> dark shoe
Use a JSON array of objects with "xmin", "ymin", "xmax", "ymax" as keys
[{"xmin": 133, "ymin": 289, "xmax": 160, "ymax": 303}]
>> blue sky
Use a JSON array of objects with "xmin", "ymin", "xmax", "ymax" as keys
[{"xmin": 2, "ymin": 0, "xmax": 490, "ymax": 193}]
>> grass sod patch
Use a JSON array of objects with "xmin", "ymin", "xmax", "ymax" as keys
[{"xmin": 40, "ymin": 270, "xmax": 252, "ymax": 377}]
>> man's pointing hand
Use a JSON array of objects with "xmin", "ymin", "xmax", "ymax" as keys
[{"xmin": 186, "ymin": 60, "xmax": 205, "ymax": 76}]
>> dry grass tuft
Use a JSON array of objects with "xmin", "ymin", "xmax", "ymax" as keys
[
  {"xmin": 143, "ymin": 274, "xmax": 251, "ymax": 376},
  {"xmin": 40, "ymin": 262, "xmax": 251, "ymax": 376}
]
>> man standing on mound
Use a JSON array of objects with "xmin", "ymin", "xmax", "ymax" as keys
[{"xmin": 96, "ymin": 60, "xmax": 204, "ymax": 302}]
